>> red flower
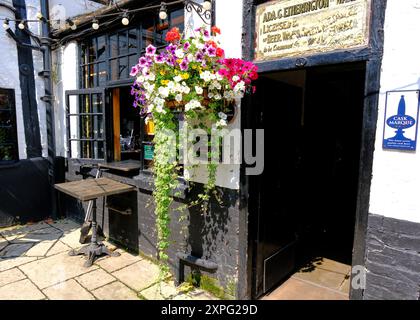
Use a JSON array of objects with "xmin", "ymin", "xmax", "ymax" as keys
[
  {"xmin": 165, "ymin": 27, "xmax": 181, "ymax": 43},
  {"xmin": 211, "ymin": 26, "xmax": 221, "ymax": 35},
  {"xmin": 207, "ymin": 40, "xmax": 218, "ymax": 48},
  {"xmin": 216, "ymin": 47, "xmax": 225, "ymax": 58}
]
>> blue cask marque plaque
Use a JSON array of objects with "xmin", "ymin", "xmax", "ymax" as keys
[{"xmin": 383, "ymin": 90, "xmax": 420, "ymax": 151}]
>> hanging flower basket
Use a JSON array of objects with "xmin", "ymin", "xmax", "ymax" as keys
[{"xmin": 130, "ymin": 25, "xmax": 258, "ymax": 276}]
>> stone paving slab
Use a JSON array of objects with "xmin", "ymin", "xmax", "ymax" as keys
[
  {"xmin": 47, "ymin": 220, "xmax": 81, "ymax": 232},
  {"xmin": 91, "ymin": 281, "xmax": 140, "ymax": 300},
  {"xmin": 25, "ymin": 241, "xmax": 56, "ymax": 257},
  {"xmin": 95, "ymin": 251, "xmax": 142, "ymax": 273},
  {"xmin": 112, "ymin": 259, "xmax": 160, "ymax": 291},
  {"xmin": 0, "ymin": 219, "xmax": 218, "ymax": 301},
  {"xmin": 46, "ymin": 241, "xmax": 72, "ymax": 257},
  {"xmin": 13, "ymin": 227, "xmax": 63, "ymax": 243},
  {"xmin": 0, "ymin": 279, "xmax": 46, "ymax": 300},
  {"xmin": 0, "ymin": 256, "xmax": 37, "ymax": 272},
  {"xmin": 75, "ymin": 268, "xmax": 116, "ymax": 291},
  {"xmin": 0, "ymin": 242, "xmax": 34, "ymax": 258},
  {"xmin": 0, "ymin": 223, "xmax": 52, "ymax": 241},
  {"xmin": 189, "ymin": 289, "xmax": 219, "ymax": 300},
  {"xmin": 0, "ymin": 268, "xmax": 26, "ymax": 288},
  {"xmin": 140, "ymin": 281, "xmax": 179, "ymax": 300},
  {"xmin": 19, "ymin": 252, "xmax": 98, "ymax": 289},
  {"xmin": 43, "ymin": 279, "xmax": 95, "ymax": 300},
  {"xmin": 59, "ymin": 229, "xmax": 84, "ymax": 249},
  {"xmin": 0, "ymin": 235, "xmax": 8, "ymax": 251}
]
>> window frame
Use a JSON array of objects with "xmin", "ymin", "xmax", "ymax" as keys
[
  {"xmin": 65, "ymin": 88, "xmax": 108, "ymax": 161},
  {"xmin": 0, "ymin": 88, "xmax": 19, "ymax": 164}
]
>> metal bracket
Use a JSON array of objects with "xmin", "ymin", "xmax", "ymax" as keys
[
  {"xmin": 38, "ymin": 70, "xmax": 51, "ymax": 77},
  {"xmin": 40, "ymin": 95, "xmax": 54, "ymax": 102},
  {"xmin": 184, "ymin": 0, "xmax": 212, "ymax": 25}
]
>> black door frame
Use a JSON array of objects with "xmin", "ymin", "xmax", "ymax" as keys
[{"xmin": 240, "ymin": 0, "xmax": 388, "ymax": 300}]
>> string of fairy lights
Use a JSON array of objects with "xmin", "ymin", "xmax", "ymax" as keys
[{"xmin": 1, "ymin": 0, "xmax": 212, "ymax": 31}]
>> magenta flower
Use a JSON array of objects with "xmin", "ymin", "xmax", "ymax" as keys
[
  {"xmin": 130, "ymin": 66, "xmax": 139, "ymax": 77},
  {"xmin": 195, "ymin": 52, "xmax": 204, "ymax": 62},
  {"xmin": 146, "ymin": 44, "xmax": 156, "ymax": 56},
  {"xmin": 180, "ymin": 58, "xmax": 189, "ymax": 71},
  {"xmin": 206, "ymin": 46, "xmax": 216, "ymax": 57},
  {"xmin": 155, "ymin": 54, "xmax": 166, "ymax": 64},
  {"xmin": 138, "ymin": 57, "xmax": 148, "ymax": 67},
  {"xmin": 183, "ymin": 42, "xmax": 191, "ymax": 51}
]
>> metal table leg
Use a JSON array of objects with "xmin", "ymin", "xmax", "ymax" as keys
[{"xmin": 69, "ymin": 199, "xmax": 120, "ymax": 267}]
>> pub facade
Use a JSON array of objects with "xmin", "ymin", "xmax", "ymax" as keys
[{"xmin": 1, "ymin": 0, "xmax": 419, "ymax": 300}]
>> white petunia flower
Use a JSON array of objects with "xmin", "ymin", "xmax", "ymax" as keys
[
  {"xmin": 137, "ymin": 75, "xmax": 145, "ymax": 83},
  {"xmin": 175, "ymin": 94, "xmax": 183, "ymax": 102},
  {"xmin": 232, "ymin": 75, "xmax": 240, "ymax": 82},
  {"xmin": 212, "ymin": 81, "xmax": 221, "ymax": 90},
  {"xmin": 182, "ymin": 86, "xmax": 191, "ymax": 94},
  {"xmin": 147, "ymin": 104, "xmax": 155, "ymax": 113},
  {"xmin": 156, "ymin": 104, "xmax": 166, "ymax": 114},
  {"xmin": 174, "ymin": 75, "xmax": 183, "ymax": 83},
  {"xmin": 216, "ymin": 119, "xmax": 228, "ymax": 127},
  {"xmin": 147, "ymin": 73, "xmax": 156, "ymax": 81},
  {"xmin": 187, "ymin": 53, "xmax": 194, "ymax": 62},
  {"xmin": 185, "ymin": 99, "xmax": 202, "ymax": 111},
  {"xmin": 234, "ymin": 81, "xmax": 246, "ymax": 93},
  {"xmin": 175, "ymin": 49, "xmax": 185, "ymax": 59},
  {"xmin": 158, "ymin": 86, "xmax": 170, "ymax": 98},
  {"xmin": 218, "ymin": 112, "xmax": 227, "ymax": 120},
  {"xmin": 200, "ymin": 71, "xmax": 213, "ymax": 82},
  {"xmin": 195, "ymin": 86, "xmax": 203, "ymax": 94}
]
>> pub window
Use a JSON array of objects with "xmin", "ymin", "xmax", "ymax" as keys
[
  {"xmin": 0, "ymin": 89, "xmax": 18, "ymax": 163},
  {"xmin": 66, "ymin": 90, "xmax": 106, "ymax": 160},
  {"xmin": 70, "ymin": 7, "xmax": 184, "ymax": 163},
  {"xmin": 79, "ymin": 8, "xmax": 185, "ymax": 88}
]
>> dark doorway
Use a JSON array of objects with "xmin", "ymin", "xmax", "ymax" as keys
[{"xmin": 250, "ymin": 62, "xmax": 366, "ymax": 298}]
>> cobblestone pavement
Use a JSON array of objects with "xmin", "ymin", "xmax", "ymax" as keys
[{"xmin": 0, "ymin": 219, "xmax": 217, "ymax": 300}]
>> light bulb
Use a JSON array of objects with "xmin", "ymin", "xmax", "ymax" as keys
[
  {"xmin": 36, "ymin": 12, "xmax": 43, "ymax": 20},
  {"xmin": 121, "ymin": 12, "xmax": 129, "ymax": 26},
  {"xmin": 159, "ymin": 10, "xmax": 167, "ymax": 20},
  {"xmin": 159, "ymin": 3, "xmax": 167, "ymax": 20},
  {"xmin": 71, "ymin": 23, "xmax": 77, "ymax": 30},
  {"xmin": 203, "ymin": 0, "xmax": 212, "ymax": 11},
  {"xmin": 2, "ymin": 19, "xmax": 10, "ymax": 30},
  {"xmin": 92, "ymin": 19, "xmax": 99, "ymax": 30},
  {"xmin": 18, "ymin": 21, "xmax": 25, "ymax": 29}
]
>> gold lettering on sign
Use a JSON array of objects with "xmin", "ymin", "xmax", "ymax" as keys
[{"xmin": 255, "ymin": 0, "xmax": 370, "ymax": 61}]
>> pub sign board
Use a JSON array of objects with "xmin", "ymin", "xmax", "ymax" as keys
[
  {"xmin": 255, "ymin": 0, "xmax": 371, "ymax": 61},
  {"xmin": 383, "ymin": 90, "xmax": 420, "ymax": 151}
]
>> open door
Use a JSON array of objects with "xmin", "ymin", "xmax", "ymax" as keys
[{"xmin": 251, "ymin": 75, "xmax": 304, "ymax": 298}]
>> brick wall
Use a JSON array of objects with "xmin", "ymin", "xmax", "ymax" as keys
[{"xmin": 364, "ymin": 214, "xmax": 420, "ymax": 300}]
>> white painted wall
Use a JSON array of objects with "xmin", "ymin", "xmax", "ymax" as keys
[
  {"xmin": 52, "ymin": 42, "xmax": 78, "ymax": 157},
  {"xmin": 49, "ymin": 0, "xmax": 104, "ymax": 22},
  {"xmin": 369, "ymin": 0, "xmax": 420, "ymax": 223},
  {"xmin": 0, "ymin": 1, "xmax": 27, "ymax": 160},
  {"xmin": 184, "ymin": 0, "xmax": 244, "ymax": 190}
]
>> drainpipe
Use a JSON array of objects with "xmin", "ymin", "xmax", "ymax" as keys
[{"xmin": 39, "ymin": 0, "xmax": 57, "ymax": 218}]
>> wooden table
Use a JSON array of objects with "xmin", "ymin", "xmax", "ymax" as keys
[
  {"xmin": 98, "ymin": 160, "xmax": 142, "ymax": 173},
  {"xmin": 55, "ymin": 178, "xmax": 135, "ymax": 267}
]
